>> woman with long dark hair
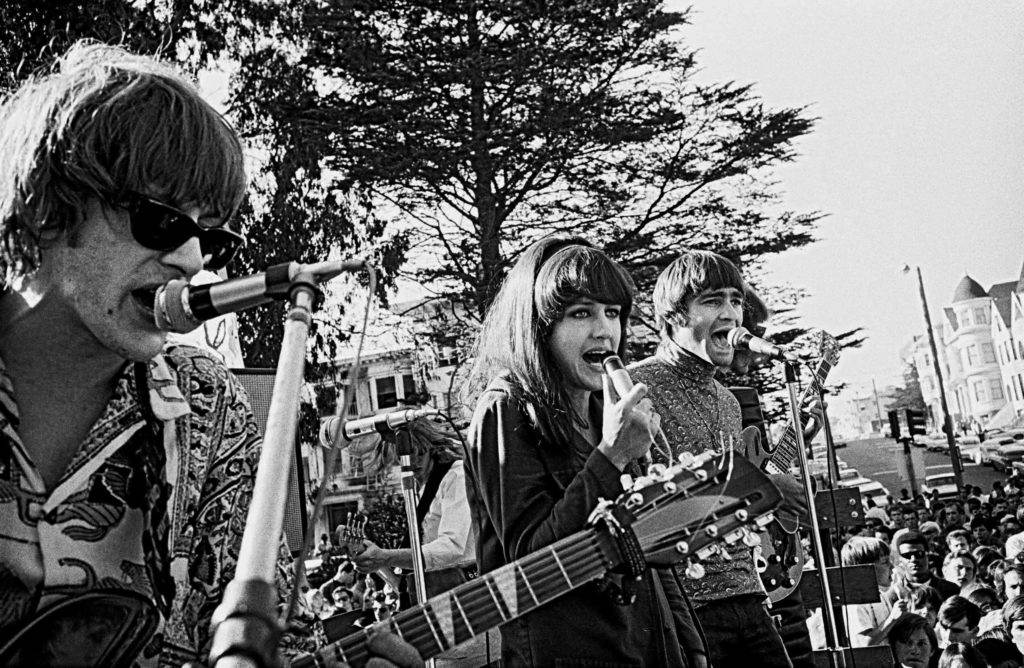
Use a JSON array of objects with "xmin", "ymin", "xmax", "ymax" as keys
[{"xmin": 462, "ymin": 237, "xmax": 707, "ymax": 667}]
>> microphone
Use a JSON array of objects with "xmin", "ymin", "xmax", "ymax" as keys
[
  {"xmin": 154, "ymin": 259, "xmax": 366, "ymax": 333},
  {"xmin": 319, "ymin": 408, "xmax": 441, "ymax": 445},
  {"xmin": 727, "ymin": 326, "xmax": 792, "ymax": 362},
  {"xmin": 601, "ymin": 353, "xmax": 635, "ymax": 397}
]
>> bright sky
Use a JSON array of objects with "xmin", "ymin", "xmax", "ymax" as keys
[{"xmin": 676, "ymin": 0, "xmax": 1024, "ymax": 394}]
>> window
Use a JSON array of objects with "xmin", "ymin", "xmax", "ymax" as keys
[
  {"xmin": 974, "ymin": 307, "xmax": 989, "ymax": 324},
  {"xmin": 375, "ymin": 376, "xmax": 398, "ymax": 409},
  {"xmin": 1016, "ymin": 376, "xmax": 1024, "ymax": 402},
  {"xmin": 966, "ymin": 345, "xmax": 978, "ymax": 366},
  {"xmin": 991, "ymin": 379, "xmax": 1005, "ymax": 400},
  {"xmin": 982, "ymin": 343, "xmax": 997, "ymax": 364},
  {"xmin": 346, "ymin": 383, "xmax": 361, "ymax": 416},
  {"xmin": 402, "ymin": 373, "xmax": 417, "ymax": 402},
  {"xmin": 961, "ymin": 310, "xmax": 972, "ymax": 326},
  {"xmin": 973, "ymin": 380, "xmax": 986, "ymax": 402}
]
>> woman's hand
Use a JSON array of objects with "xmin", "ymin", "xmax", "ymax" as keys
[{"xmin": 598, "ymin": 375, "xmax": 660, "ymax": 471}]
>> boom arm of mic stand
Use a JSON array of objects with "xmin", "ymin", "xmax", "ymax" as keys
[
  {"xmin": 394, "ymin": 429, "xmax": 430, "ymax": 614},
  {"xmin": 783, "ymin": 360, "xmax": 845, "ymax": 668},
  {"xmin": 207, "ymin": 272, "xmax": 320, "ymax": 668}
]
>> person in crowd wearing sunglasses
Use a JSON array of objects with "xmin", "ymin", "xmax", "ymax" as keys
[{"xmin": 0, "ymin": 42, "xmax": 421, "ymax": 668}]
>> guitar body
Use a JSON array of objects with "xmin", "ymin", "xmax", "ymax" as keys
[
  {"xmin": 739, "ymin": 424, "xmax": 772, "ymax": 471},
  {"xmin": 0, "ymin": 589, "xmax": 159, "ymax": 668},
  {"xmin": 735, "ymin": 331, "xmax": 840, "ymax": 604},
  {"xmin": 752, "ymin": 519, "xmax": 804, "ymax": 603}
]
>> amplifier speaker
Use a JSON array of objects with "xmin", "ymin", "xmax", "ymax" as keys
[{"xmin": 232, "ymin": 368, "xmax": 308, "ymax": 554}]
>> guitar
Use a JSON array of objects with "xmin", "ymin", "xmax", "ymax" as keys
[
  {"xmin": 0, "ymin": 589, "xmax": 161, "ymax": 668},
  {"xmin": 337, "ymin": 513, "xmax": 404, "ymax": 592},
  {"xmin": 292, "ymin": 451, "xmax": 782, "ymax": 668},
  {"xmin": 739, "ymin": 331, "xmax": 840, "ymax": 603}
]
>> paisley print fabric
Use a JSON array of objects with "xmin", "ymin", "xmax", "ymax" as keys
[{"xmin": 0, "ymin": 344, "xmax": 308, "ymax": 665}]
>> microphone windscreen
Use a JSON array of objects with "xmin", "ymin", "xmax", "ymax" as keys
[
  {"xmin": 726, "ymin": 326, "xmax": 750, "ymax": 349},
  {"xmin": 154, "ymin": 279, "xmax": 198, "ymax": 333}
]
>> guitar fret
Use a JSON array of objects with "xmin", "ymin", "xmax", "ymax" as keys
[
  {"xmin": 452, "ymin": 589, "xmax": 475, "ymax": 637},
  {"xmin": 420, "ymin": 605, "xmax": 445, "ymax": 652},
  {"xmin": 550, "ymin": 545, "xmax": 573, "ymax": 587},
  {"xmin": 516, "ymin": 562, "xmax": 541, "ymax": 606},
  {"xmin": 483, "ymin": 577, "xmax": 509, "ymax": 621},
  {"xmin": 389, "ymin": 616, "xmax": 406, "ymax": 642},
  {"xmin": 332, "ymin": 641, "xmax": 349, "ymax": 665}
]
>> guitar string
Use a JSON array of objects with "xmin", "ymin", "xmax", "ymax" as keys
[
  {"xmin": 328, "ymin": 540, "xmax": 607, "ymax": 660},
  {"xmin": 327, "ymin": 529, "xmax": 597, "ymax": 657}
]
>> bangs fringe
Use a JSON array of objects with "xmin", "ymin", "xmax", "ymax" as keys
[
  {"xmin": 75, "ymin": 75, "xmax": 246, "ymax": 222},
  {"xmin": 0, "ymin": 41, "xmax": 247, "ymax": 281},
  {"xmin": 534, "ymin": 246, "xmax": 635, "ymax": 324}
]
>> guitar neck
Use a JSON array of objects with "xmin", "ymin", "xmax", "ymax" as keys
[
  {"xmin": 764, "ymin": 358, "xmax": 833, "ymax": 475},
  {"xmin": 303, "ymin": 528, "xmax": 610, "ymax": 667}
]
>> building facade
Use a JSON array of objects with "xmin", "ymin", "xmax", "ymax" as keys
[{"xmin": 905, "ymin": 268, "xmax": 1024, "ymax": 431}]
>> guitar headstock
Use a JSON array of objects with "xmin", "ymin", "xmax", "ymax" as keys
[
  {"xmin": 608, "ymin": 451, "xmax": 782, "ymax": 577},
  {"xmin": 339, "ymin": 513, "xmax": 369, "ymax": 555},
  {"xmin": 816, "ymin": 330, "xmax": 840, "ymax": 367}
]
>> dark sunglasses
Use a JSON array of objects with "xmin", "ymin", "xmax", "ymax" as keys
[
  {"xmin": 899, "ymin": 549, "xmax": 927, "ymax": 559},
  {"xmin": 117, "ymin": 192, "xmax": 243, "ymax": 270}
]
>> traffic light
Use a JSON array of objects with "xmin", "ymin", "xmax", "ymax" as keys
[
  {"xmin": 905, "ymin": 408, "xmax": 927, "ymax": 436},
  {"xmin": 888, "ymin": 409, "xmax": 902, "ymax": 441}
]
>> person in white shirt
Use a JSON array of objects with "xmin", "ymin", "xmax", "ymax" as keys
[
  {"xmin": 351, "ymin": 417, "xmax": 475, "ymax": 587},
  {"xmin": 809, "ymin": 536, "xmax": 909, "ymax": 648}
]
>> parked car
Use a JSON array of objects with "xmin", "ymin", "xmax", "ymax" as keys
[
  {"xmin": 840, "ymin": 476, "xmax": 891, "ymax": 507},
  {"xmin": 921, "ymin": 472, "xmax": 959, "ymax": 500},
  {"xmin": 981, "ymin": 437, "xmax": 1014, "ymax": 466},
  {"xmin": 959, "ymin": 438, "xmax": 983, "ymax": 465},
  {"xmin": 990, "ymin": 442, "xmax": 1024, "ymax": 472}
]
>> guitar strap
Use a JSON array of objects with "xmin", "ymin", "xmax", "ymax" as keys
[{"xmin": 411, "ymin": 456, "xmax": 455, "ymax": 541}]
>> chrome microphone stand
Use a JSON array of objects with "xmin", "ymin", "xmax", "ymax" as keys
[
  {"xmin": 783, "ymin": 358, "xmax": 845, "ymax": 668},
  {"xmin": 207, "ymin": 271, "xmax": 320, "ymax": 668}
]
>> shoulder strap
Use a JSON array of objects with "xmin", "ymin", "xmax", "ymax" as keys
[{"xmin": 415, "ymin": 457, "xmax": 455, "ymax": 529}]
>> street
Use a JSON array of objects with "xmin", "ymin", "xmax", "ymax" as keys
[{"xmin": 820, "ymin": 436, "xmax": 1003, "ymax": 499}]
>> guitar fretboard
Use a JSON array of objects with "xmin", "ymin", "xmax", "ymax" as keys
[
  {"xmin": 764, "ymin": 358, "xmax": 833, "ymax": 476},
  {"xmin": 302, "ymin": 528, "xmax": 608, "ymax": 667}
]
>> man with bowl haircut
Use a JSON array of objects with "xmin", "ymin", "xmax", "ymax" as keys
[
  {"xmin": 628, "ymin": 250, "xmax": 791, "ymax": 667},
  {"xmin": 0, "ymin": 42, "xmax": 418, "ymax": 668}
]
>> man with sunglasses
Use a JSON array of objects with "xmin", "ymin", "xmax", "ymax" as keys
[
  {"xmin": 885, "ymin": 532, "xmax": 959, "ymax": 607},
  {"xmin": 0, "ymin": 43, "xmax": 420, "ymax": 668}
]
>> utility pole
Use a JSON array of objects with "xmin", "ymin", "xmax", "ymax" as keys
[
  {"xmin": 908, "ymin": 265, "xmax": 964, "ymax": 493},
  {"xmin": 872, "ymin": 378, "xmax": 884, "ymax": 432}
]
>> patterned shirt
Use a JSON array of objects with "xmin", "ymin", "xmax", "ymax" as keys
[
  {"xmin": 628, "ymin": 340, "xmax": 766, "ymax": 607},
  {"xmin": 0, "ymin": 344, "xmax": 302, "ymax": 665}
]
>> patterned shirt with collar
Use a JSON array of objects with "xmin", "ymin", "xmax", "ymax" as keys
[
  {"xmin": 0, "ymin": 344, "xmax": 305, "ymax": 665},
  {"xmin": 628, "ymin": 339, "xmax": 766, "ymax": 607}
]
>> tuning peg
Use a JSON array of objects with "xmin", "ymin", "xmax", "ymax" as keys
[
  {"xmin": 693, "ymin": 469, "xmax": 709, "ymax": 482},
  {"xmin": 704, "ymin": 525, "xmax": 719, "ymax": 538},
  {"xmin": 733, "ymin": 509, "xmax": 749, "ymax": 522},
  {"xmin": 723, "ymin": 530, "xmax": 743, "ymax": 545},
  {"xmin": 754, "ymin": 513, "xmax": 774, "ymax": 529},
  {"xmin": 626, "ymin": 492, "xmax": 644, "ymax": 509},
  {"xmin": 662, "ymin": 481, "xmax": 677, "ymax": 493},
  {"xmin": 648, "ymin": 463, "xmax": 667, "ymax": 477},
  {"xmin": 685, "ymin": 561, "xmax": 706, "ymax": 580},
  {"xmin": 742, "ymin": 530, "xmax": 761, "ymax": 548},
  {"xmin": 675, "ymin": 541, "xmax": 690, "ymax": 555},
  {"xmin": 677, "ymin": 452, "xmax": 695, "ymax": 468}
]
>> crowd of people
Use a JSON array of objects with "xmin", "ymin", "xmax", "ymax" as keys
[{"xmin": 818, "ymin": 472, "xmax": 1024, "ymax": 667}]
